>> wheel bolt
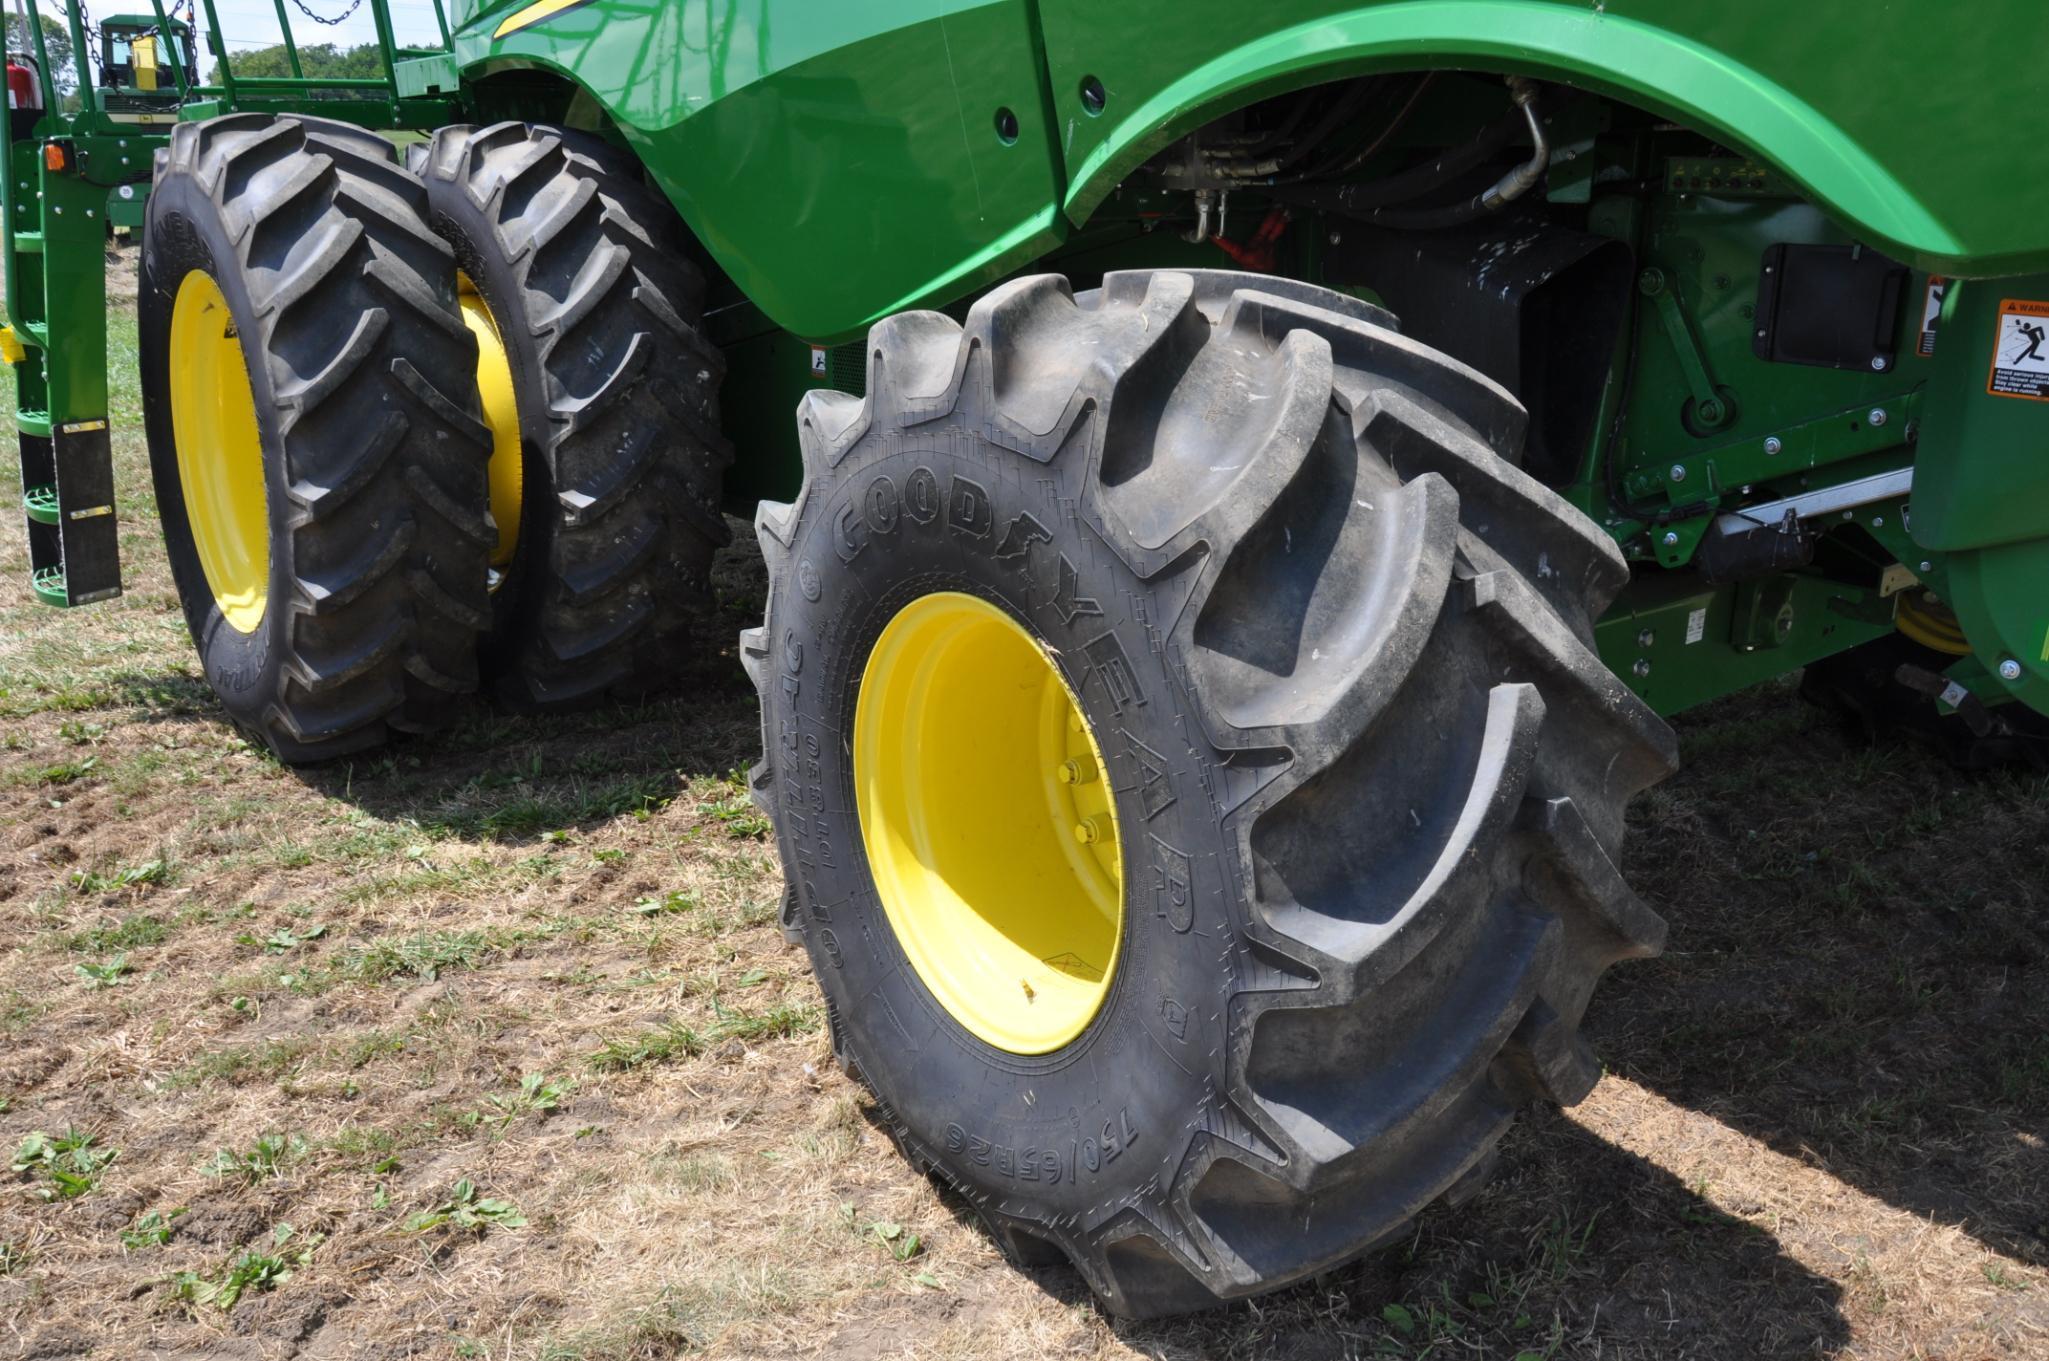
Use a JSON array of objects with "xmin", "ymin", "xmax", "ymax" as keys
[
  {"xmin": 1073, "ymin": 817, "xmax": 1106, "ymax": 845},
  {"xmin": 1057, "ymin": 755, "xmax": 1099, "ymax": 785}
]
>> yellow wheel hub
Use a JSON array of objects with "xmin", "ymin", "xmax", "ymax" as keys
[
  {"xmin": 458, "ymin": 271, "xmax": 522, "ymax": 577},
  {"xmin": 1895, "ymin": 590, "xmax": 1972, "ymax": 656},
  {"xmin": 168, "ymin": 270, "xmax": 269, "ymax": 634},
  {"xmin": 855, "ymin": 592, "xmax": 1124, "ymax": 1055}
]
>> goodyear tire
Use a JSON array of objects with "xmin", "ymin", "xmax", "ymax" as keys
[
  {"xmin": 745, "ymin": 271, "xmax": 1679, "ymax": 1317},
  {"xmin": 414, "ymin": 123, "xmax": 731, "ymax": 707},
  {"xmin": 141, "ymin": 114, "xmax": 491, "ymax": 762}
]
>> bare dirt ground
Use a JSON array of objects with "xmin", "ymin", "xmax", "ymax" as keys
[{"xmin": 0, "ymin": 248, "xmax": 2043, "ymax": 1359}]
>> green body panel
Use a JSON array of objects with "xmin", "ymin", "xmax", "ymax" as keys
[
  {"xmin": 2, "ymin": 0, "xmax": 2042, "ymax": 725},
  {"xmin": 450, "ymin": 0, "xmax": 2049, "ymax": 339},
  {"xmin": 453, "ymin": 0, "xmax": 1065, "ymax": 340},
  {"xmin": 1596, "ymin": 573, "xmax": 1895, "ymax": 718},
  {"xmin": 1563, "ymin": 186, "xmax": 1927, "ymax": 554},
  {"xmin": 1906, "ymin": 275, "xmax": 2049, "ymax": 705},
  {"xmin": 1038, "ymin": 0, "xmax": 2047, "ymax": 278}
]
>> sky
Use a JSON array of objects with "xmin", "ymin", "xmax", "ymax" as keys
[{"xmin": 78, "ymin": 0, "xmax": 450, "ymax": 55}]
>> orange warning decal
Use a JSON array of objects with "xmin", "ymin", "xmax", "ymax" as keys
[{"xmin": 1988, "ymin": 298, "xmax": 2049, "ymax": 402}]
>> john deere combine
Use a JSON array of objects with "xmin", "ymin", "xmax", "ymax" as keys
[{"xmin": 7, "ymin": 0, "xmax": 2047, "ymax": 1317}]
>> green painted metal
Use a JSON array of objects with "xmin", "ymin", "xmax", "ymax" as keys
[
  {"xmin": 22, "ymin": 484, "xmax": 59, "ymax": 525},
  {"xmin": 450, "ymin": 0, "xmax": 1067, "ymax": 341},
  {"xmin": 1560, "ymin": 184, "xmax": 1932, "ymax": 554},
  {"xmin": 1906, "ymin": 275, "xmax": 2049, "ymax": 705},
  {"xmin": 440, "ymin": 0, "xmax": 2049, "ymax": 340},
  {"xmin": 1036, "ymin": 0, "xmax": 2047, "ymax": 277},
  {"xmin": 1596, "ymin": 572, "xmax": 1897, "ymax": 718},
  {"xmin": 2, "ymin": 0, "xmax": 465, "ymax": 607},
  {"xmin": 0, "ymin": 0, "xmax": 2040, "ymax": 728}
]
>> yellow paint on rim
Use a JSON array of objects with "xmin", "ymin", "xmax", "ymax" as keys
[
  {"xmin": 493, "ymin": 0, "xmax": 597, "ymax": 39},
  {"xmin": 1895, "ymin": 591, "xmax": 1971, "ymax": 656},
  {"xmin": 854, "ymin": 592, "xmax": 1123, "ymax": 1055},
  {"xmin": 458, "ymin": 272, "xmax": 522, "ymax": 575},
  {"xmin": 168, "ymin": 270, "xmax": 269, "ymax": 634}
]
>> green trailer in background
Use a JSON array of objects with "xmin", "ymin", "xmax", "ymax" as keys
[{"xmin": 6, "ymin": 0, "xmax": 2047, "ymax": 1318}]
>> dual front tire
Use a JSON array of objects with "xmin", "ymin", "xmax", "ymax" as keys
[{"xmin": 141, "ymin": 115, "xmax": 726, "ymax": 760}]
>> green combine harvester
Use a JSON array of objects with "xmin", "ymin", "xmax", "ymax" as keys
[{"xmin": 7, "ymin": 0, "xmax": 2046, "ymax": 1317}]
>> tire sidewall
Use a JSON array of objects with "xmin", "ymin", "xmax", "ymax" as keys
[
  {"xmin": 140, "ymin": 174, "xmax": 295, "ymax": 731},
  {"xmin": 770, "ymin": 432, "xmax": 1240, "ymax": 1219}
]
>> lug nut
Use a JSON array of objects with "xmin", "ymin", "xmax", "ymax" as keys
[
  {"xmin": 1056, "ymin": 755, "xmax": 1099, "ymax": 785},
  {"xmin": 1073, "ymin": 817, "xmax": 1106, "ymax": 845}
]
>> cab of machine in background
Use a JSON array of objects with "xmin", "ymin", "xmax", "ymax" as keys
[{"xmin": 98, "ymin": 15, "xmax": 194, "ymax": 122}]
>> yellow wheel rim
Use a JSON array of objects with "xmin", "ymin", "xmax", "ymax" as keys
[
  {"xmin": 458, "ymin": 271, "xmax": 522, "ymax": 578},
  {"xmin": 1895, "ymin": 590, "xmax": 1972, "ymax": 656},
  {"xmin": 168, "ymin": 270, "xmax": 269, "ymax": 634},
  {"xmin": 854, "ymin": 592, "xmax": 1124, "ymax": 1055}
]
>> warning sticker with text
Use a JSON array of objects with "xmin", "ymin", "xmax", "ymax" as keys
[
  {"xmin": 1917, "ymin": 276, "xmax": 1947, "ymax": 357},
  {"xmin": 1988, "ymin": 298, "xmax": 2049, "ymax": 401}
]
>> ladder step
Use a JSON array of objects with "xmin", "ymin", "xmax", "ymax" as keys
[
  {"xmin": 11, "ymin": 231, "xmax": 43, "ymax": 254},
  {"xmin": 30, "ymin": 564, "xmax": 67, "ymax": 607},
  {"xmin": 23, "ymin": 483, "xmax": 58, "ymax": 525}
]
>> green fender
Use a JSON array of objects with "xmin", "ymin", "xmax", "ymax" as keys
[
  {"xmin": 450, "ymin": 0, "xmax": 2049, "ymax": 334},
  {"xmin": 1048, "ymin": 0, "xmax": 2049, "ymax": 281}
]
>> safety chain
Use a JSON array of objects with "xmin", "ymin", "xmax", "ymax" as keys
[{"xmin": 284, "ymin": 0, "xmax": 367, "ymax": 26}]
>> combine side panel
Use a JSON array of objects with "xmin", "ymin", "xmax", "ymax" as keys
[
  {"xmin": 1909, "ymin": 276, "xmax": 2049, "ymax": 720},
  {"xmin": 456, "ymin": 0, "xmax": 1068, "ymax": 341}
]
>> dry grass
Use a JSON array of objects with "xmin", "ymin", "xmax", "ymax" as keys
[{"xmin": 0, "ymin": 246, "xmax": 2043, "ymax": 1359}]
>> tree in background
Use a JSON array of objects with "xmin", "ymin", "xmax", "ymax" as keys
[
  {"xmin": 209, "ymin": 40, "xmax": 387, "ymax": 87},
  {"xmin": 4, "ymin": 14, "xmax": 78, "ymax": 95}
]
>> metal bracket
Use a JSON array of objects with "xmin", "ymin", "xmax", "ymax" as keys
[{"xmin": 1639, "ymin": 266, "xmax": 1732, "ymax": 431}]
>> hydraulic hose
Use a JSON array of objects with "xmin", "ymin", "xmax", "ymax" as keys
[{"xmin": 1350, "ymin": 75, "xmax": 1549, "ymax": 231}]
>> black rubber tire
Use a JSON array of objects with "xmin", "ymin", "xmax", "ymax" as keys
[
  {"xmin": 1801, "ymin": 632, "xmax": 2049, "ymax": 769},
  {"xmin": 414, "ymin": 122, "xmax": 731, "ymax": 708},
  {"xmin": 744, "ymin": 270, "xmax": 1679, "ymax": 1317},
  {"xmin": 141, "ymin": 113, "xmax": 491, "ymax": 763}
]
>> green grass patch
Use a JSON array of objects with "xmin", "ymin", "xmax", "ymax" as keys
[
  {"xmin": 164, "ymin": 1036, "xmax": 314, "ymax": 1090},
  {"xmin": 588, "ymin": 999, "xmax": 818, "ymax": 1074},
  {"xmin": 71, "ymin": 858, "xmax": 172, "ymax": 895},
  {"xmin": 63, "ymin": 913, "xmax": 168, "ymax": 953}
]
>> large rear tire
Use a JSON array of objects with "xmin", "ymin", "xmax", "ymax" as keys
[
  {"xmin": 746, "ymin": 271, "xmax": 1678, "ymax": 1317},
  {"xmin": 414, "ymin": 122, "xmax": 731, "ymax": 708},
  {"xmin": 141, "ymin": 114, "xmax": 491, "ymax": 762}
]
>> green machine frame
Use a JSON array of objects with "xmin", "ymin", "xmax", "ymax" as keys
[
  {"xmin": 7, "ymin": 0, "xmax": 2047, "ymax": 729},
  {"xmin": 3, "ymin": 0, "xmax": 464, "ymax": 611}
]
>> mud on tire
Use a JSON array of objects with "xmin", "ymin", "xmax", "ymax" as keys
[
  {"xmin": 745, "ymin": 270, "xmax": 1679, "ymax": 1317},
  {"xmin": 415, "ymin": 122, "xmax": 731, "ymax": 708},
  {"xmin": 142, "ymin": 113, "xmax": 491, "ymax": 762}
]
